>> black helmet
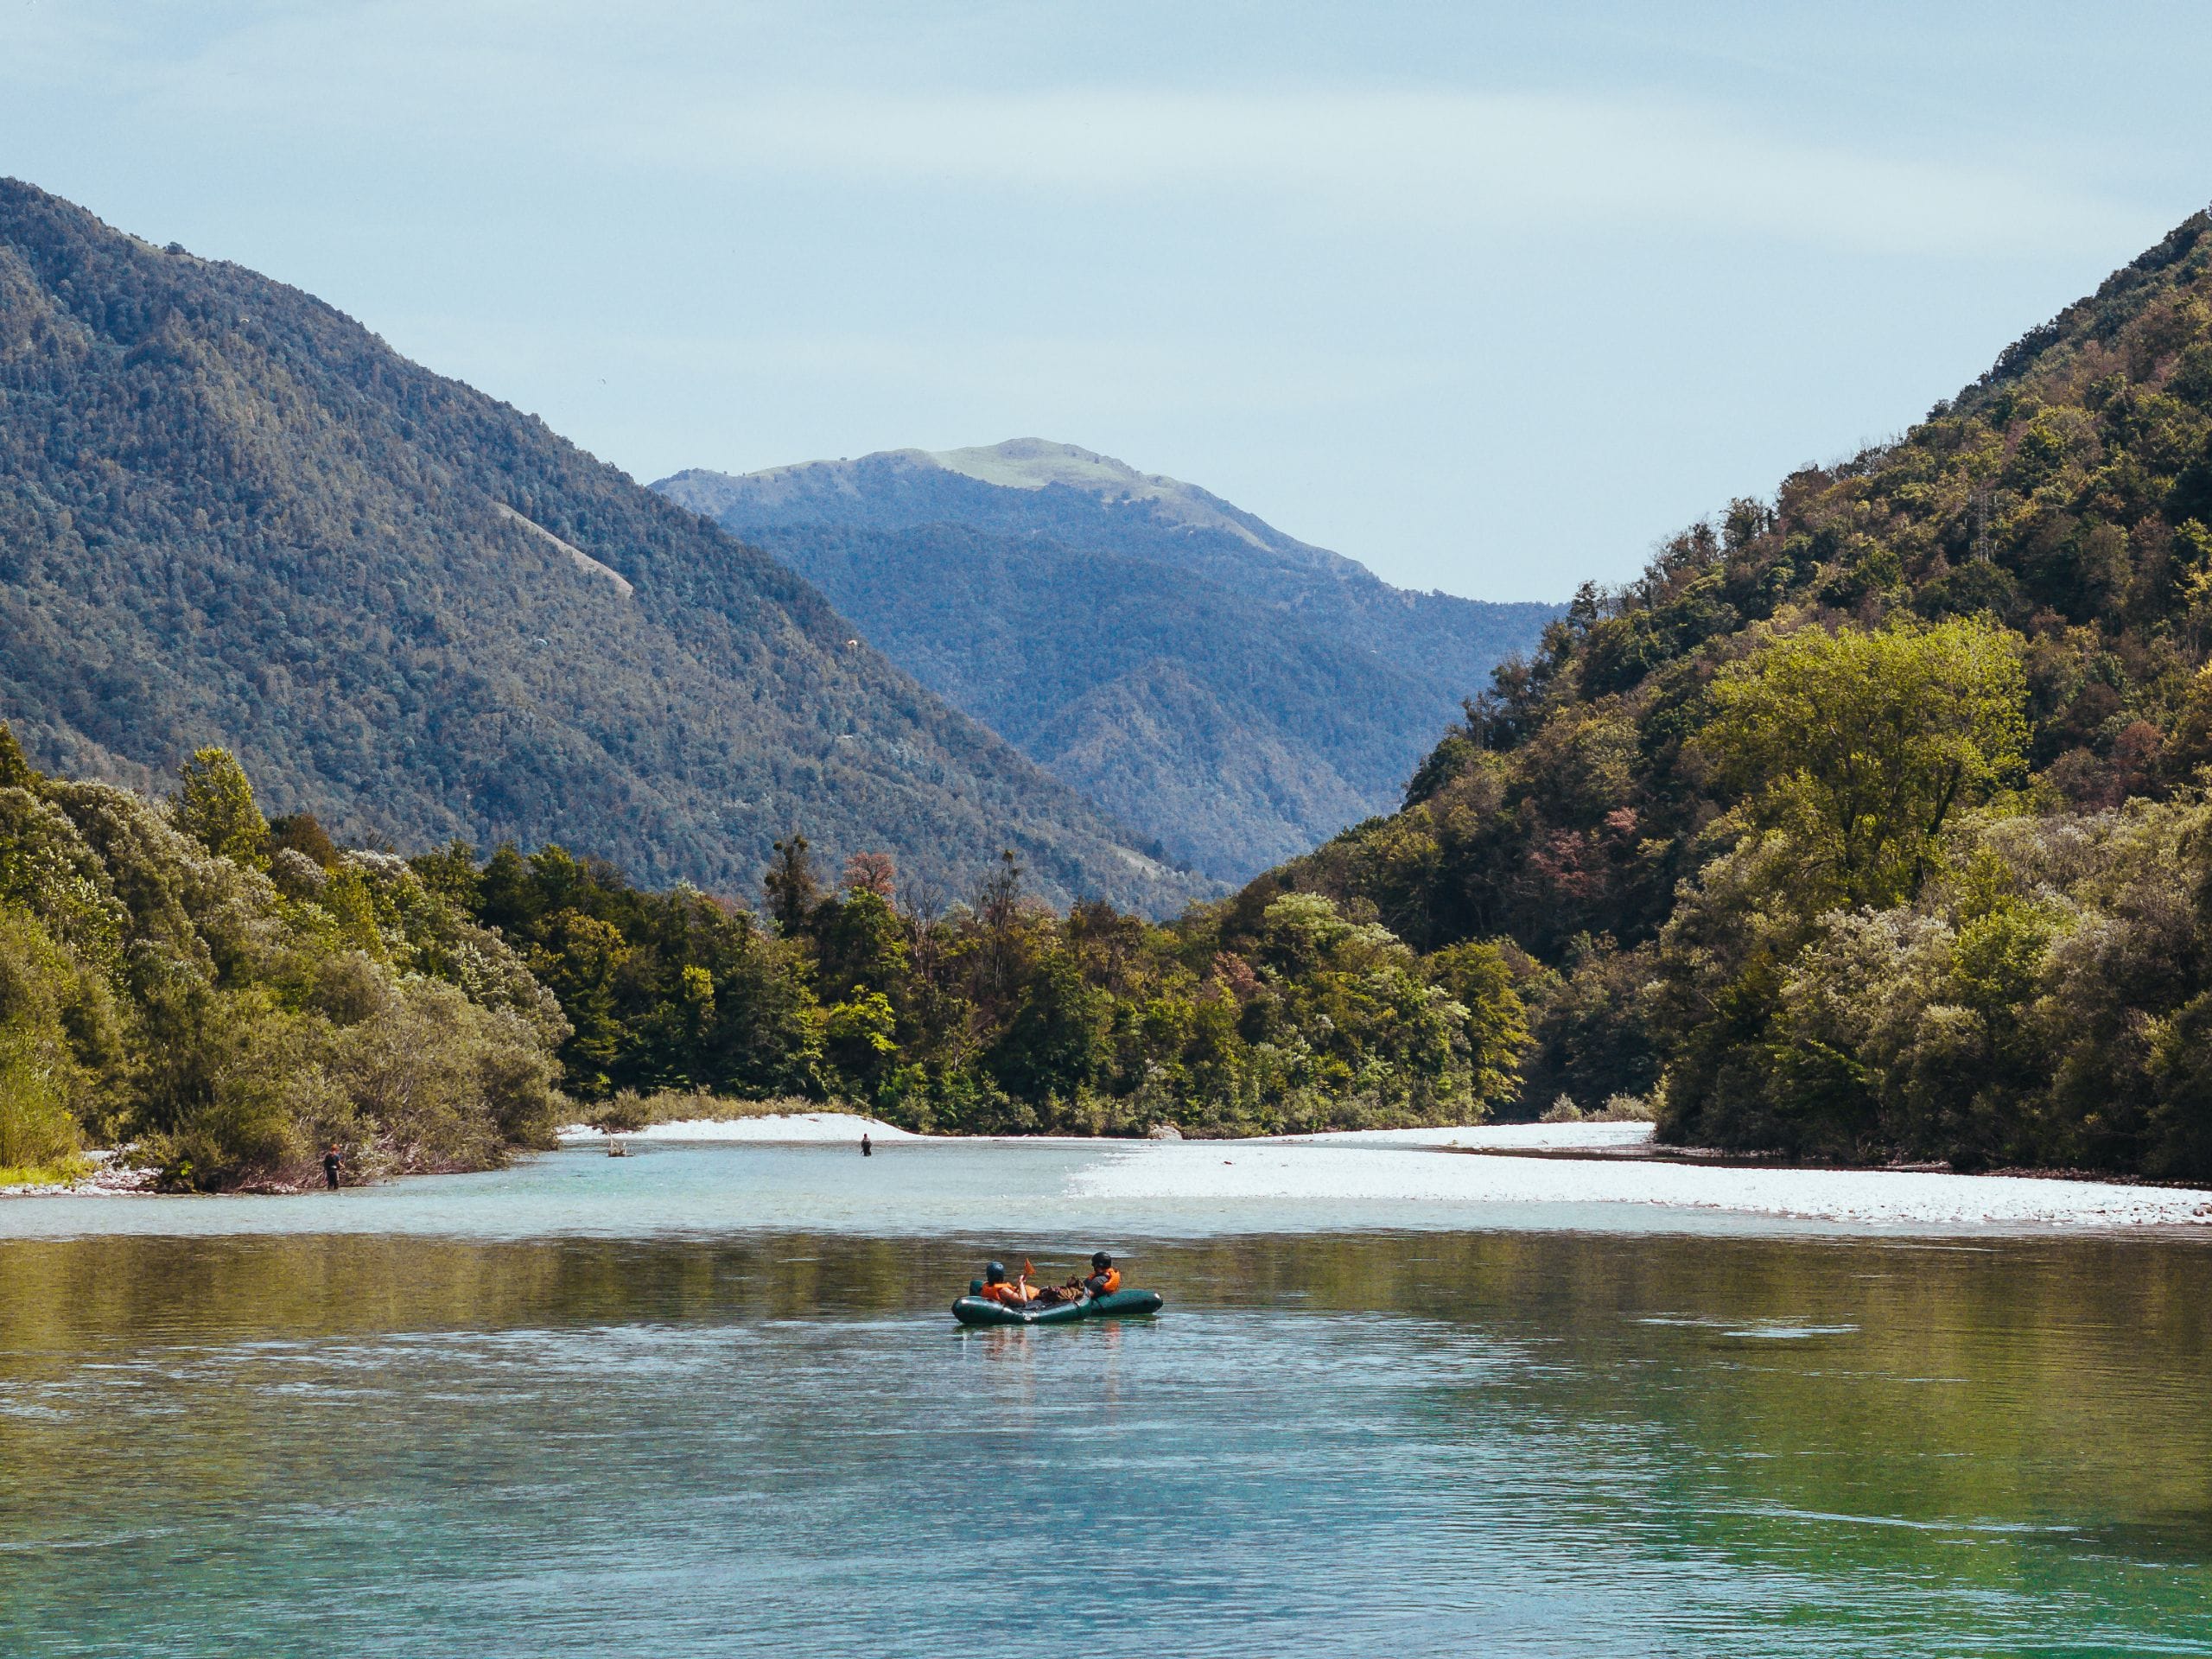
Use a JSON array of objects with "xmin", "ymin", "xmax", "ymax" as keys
[
  {"xmin": 1091, "ymin": 1251, "xmax": 1112, "ymax": 1269},
  {"xmin": 985, "ymin": 1261, "xmax": 1006, "ymax": 1281}
]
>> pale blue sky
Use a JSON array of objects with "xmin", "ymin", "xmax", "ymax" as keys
[{"xmin": 4, "ymin": 3, "xmax": 2209, "ymax": 601}]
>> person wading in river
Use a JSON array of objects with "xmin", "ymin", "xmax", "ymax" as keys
[{"xmin": 321, "ymin": 1145, "xmax": 342, "ymax": 1190}]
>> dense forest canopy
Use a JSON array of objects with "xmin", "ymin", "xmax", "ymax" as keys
[
  {"xmin": 16, "ymin": 181, "xmax": 2212, "ymax": 1185},
  {"xmin": 1253, "ymin": 207, "xmax": 2212, "ymax": 1178},
  {"xmin": 423, "ymin": 825, "xmax": 1535, "ymax": 1141},
  {"xmin": 0, "ymin": 733, "xmax": 1537, "ymax": 1187},
  {"xmin": 0, "ymin": 180, "xmax": 1205, "ymax": 915},
  {"xmin": 0, "ymin": 729, "xmax": 564, "ymax": 1190}
]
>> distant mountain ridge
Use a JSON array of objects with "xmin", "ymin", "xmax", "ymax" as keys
[
  {"xmin": 716, "ymin": 437, "xmax": 1369, "ymax": 574},
  {"xmin": 0, "ymin": 181, "xmax": 1211, "ymax": 913},
  {"xmin": 655, "ymin": 441, "xmax": 1559, "ymax": 879}
]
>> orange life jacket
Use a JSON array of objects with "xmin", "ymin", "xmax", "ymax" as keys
[{"xmin": 1088, "ymin": 1268, "xmax": 1121, "ymax": 1296}]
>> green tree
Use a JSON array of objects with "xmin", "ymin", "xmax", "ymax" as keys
[
  {"xmin": 528, "ymin": 910, "xmax": 632, "ymax": 1096},
  {"xmin": 0, "ymin": 906, "xmax": 89, "ymax": 1174},
  {"xmin": 990, "ymin": 952, "xmax": 1108, "ymax": 1102},
  {"xmin": 823, "ymin": 990, "xmax": 899, "ymax": 1093},
  {"xmin": 691, "ymin": 940, "xmax": 823, "ymax": 1098},
  {"xmin": 1697, "ymin": 620, "xmax": 2028, "ymax": 908},
  {"xmin": 1425, "ymin": 938, "xmax": 1534, "ymax": 1106},
  {"xmin": 267, "ymin": 811, "xmax": 340, "ymax": 869},
  {"xmin": 0, "ymin": 724, "xmax": 39, "ymax": 793},
  {"xmin": 174, "ymin": 747, "xmax": 270, "ymax": 869},
  {"xmin": 763, "ymin": 834, "xmax": 819, "ymax": 938},
  {"xmin": 811, "ymin": 887, "xmax": 908, "ymax": 1005},
  {"xmin": 128, "ymin": 972, "xmax": 314, "ymax": 1189}
]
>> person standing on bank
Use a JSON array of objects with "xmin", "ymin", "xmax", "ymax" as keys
[
  {"xmin": 861, "ymin": 1133, "xmax": 872, "ymax": 1158},
  {"xmin": 321, "ymin": 1145, "xmax": 342, "ymax": 1189}
]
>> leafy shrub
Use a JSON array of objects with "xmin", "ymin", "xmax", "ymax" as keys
[{"xmin": 0, "ymin": 734, "xmax": 569, "ymax": 1190}]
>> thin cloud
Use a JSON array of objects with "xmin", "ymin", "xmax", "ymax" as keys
[
  {"xmin": 387, "ymin": 316, "xmax": 1457, "ymax": 422},
  {"xmin": 10, "ymin": 6, "xmax": 2154, "ymax": 261},
  {"xmin": 629, "ymin": 86, "xmax": 2156, "ymax": 257}
]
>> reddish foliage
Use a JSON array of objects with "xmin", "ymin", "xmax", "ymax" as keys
[{"xmin": 842, "ymin": 851, "xmax": 897, "ymax": 897}]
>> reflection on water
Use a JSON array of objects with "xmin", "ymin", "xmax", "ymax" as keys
[{"xmin": 3, "ymin": 1185, "xmax": 2212, "ymax": 1654}]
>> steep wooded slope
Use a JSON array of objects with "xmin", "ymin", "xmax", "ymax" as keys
[
  {"xmin": 654, "ymin": 441, "xmax": 1557, "ymax": 879},
  {"xmin": 705, "ymin": 519, "xmax": 1453, "ymax": 878},
  {"xmin": 1239, "ymin": 207, "xmax": 2212, "ymax": 1174},
  {"xmin": 1273, "ymin": 209, "xmax": 2212, "ymax": 960},
  {"xmin": 0, "ymin": 182, "xmax": 1208, "ymax": 912}
]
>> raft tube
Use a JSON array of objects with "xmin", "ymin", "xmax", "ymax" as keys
[{"xmin": 950, "ymin": 1287, "xmax": 1164, "ymax": 1326}]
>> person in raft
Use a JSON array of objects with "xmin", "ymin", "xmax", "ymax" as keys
[
  {"xmin": 1077, "ymin": 1252, "xmax": 1120, "ymax": 1298},
  {"xmin": 1030, "ymin": 1253, "xmax": 1120, "ymax": 1306},
  {"xmin": 976, "ymin": 1262, "xmax": 1039, "ymax": 1307},
  {"xmin": 973, "ymin": 1255, "xmax": 1121, "ymax": 1308}
]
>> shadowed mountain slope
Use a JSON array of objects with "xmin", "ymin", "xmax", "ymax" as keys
[
  {"xmin": 0, "ymin": 181, "xmax": 1210, "ymax": 912},
  {"xmin": 655, "ymin": 441, "xmax": 1558, "ymax": 880}
]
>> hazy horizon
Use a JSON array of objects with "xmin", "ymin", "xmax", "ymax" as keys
[{"xmin": 5, "ymin": 2, "xmax": 2210, "ymax": 601}]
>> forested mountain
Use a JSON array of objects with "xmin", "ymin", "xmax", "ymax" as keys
[
  {"xmin": 1238, "ymin": 207, "xmax": 2212, "ymax": 1179},
  {"xmin": 708, "ymin": 521, "xmax": 1452, "ymax": 879},
  {"xmin": 654, "ymin": 441, "xmax": 1557, "ymax": 880},
  {"xmin": 0, "ymin": 182, "xmax": 1208, "ymax": 914}
]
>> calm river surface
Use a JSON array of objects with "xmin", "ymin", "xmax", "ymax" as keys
[{"xmin": 3, "ymin": 1141, "xmax": 2209, "ymax": 1656}]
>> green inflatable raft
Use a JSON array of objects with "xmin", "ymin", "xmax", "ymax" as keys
[{"xmin": 950, "ymin": 1287, "xmax": 1164, "ymax": 1326}]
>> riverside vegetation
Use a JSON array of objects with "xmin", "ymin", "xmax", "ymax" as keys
[
  {"xmin": 0, "ymin": 731, "xmax": 1532, "ymax": 1189},
  {"xmin": 0, "ymin": 733, "xmax": 563, "ymax": 1190},
  {"xmin": 22, "ymin": 195, "xmax": 2212, "ymax": 1190}
]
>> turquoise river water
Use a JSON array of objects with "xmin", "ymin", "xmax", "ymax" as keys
[{"xmin": 3, "ymin": 1140, "xmax": 2209, "ymax": 1656}]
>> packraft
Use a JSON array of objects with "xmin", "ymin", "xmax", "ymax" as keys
[{"xmin": 950, "ymin": 1287, "xmax": 1164, "ymax": 1326}]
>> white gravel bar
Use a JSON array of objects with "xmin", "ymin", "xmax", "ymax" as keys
[
  {"xmin": 1276, "ymin": 1122, "xmax": 1658, "ymax": 1152},
  {"xmin": 1068, "ymin": 1134, "xmax": 2212, "ymax": 1227},
  {"xmin": 556, "ymin": 1112, "xmax": 917, "ymax": 1144}
]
